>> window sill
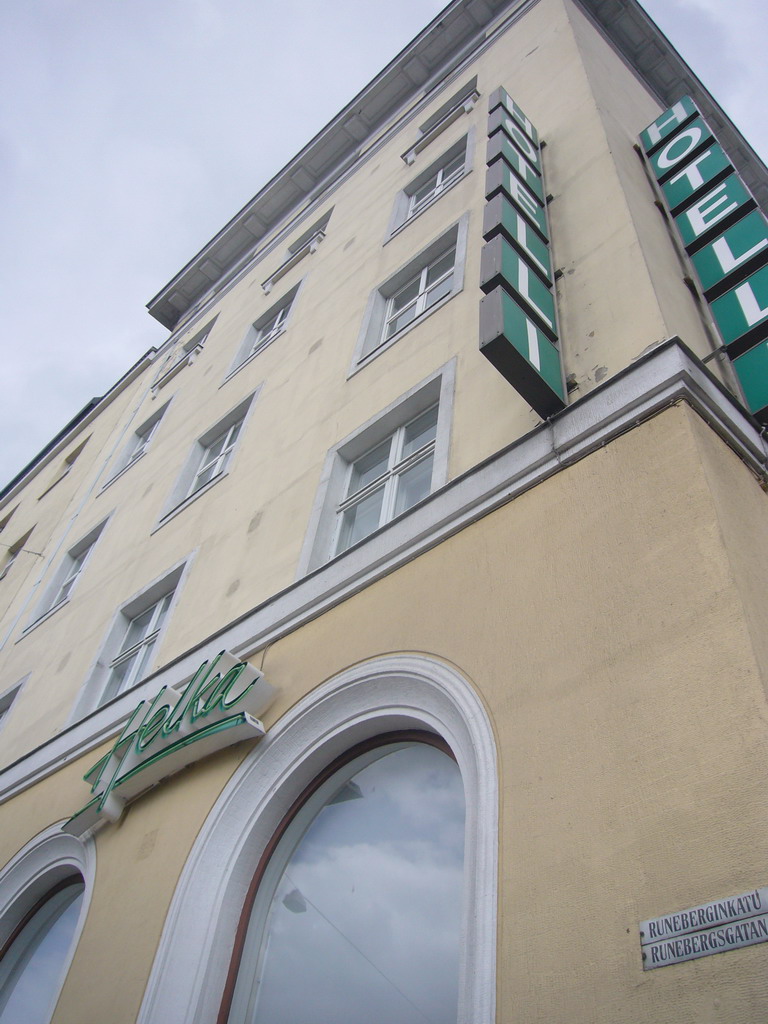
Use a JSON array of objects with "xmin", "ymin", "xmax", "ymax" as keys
[
  {"xmin": 262, "ymin": 232, "xmax": 324, "ymax": 295},
  {"xmin": 98, "ymin": 451, "xmax": 147, "ymax": 494},
  {"xmin": 223, "ymin": 330, "xmax": 284, "ymax": 385},
  {"xmin": 17, "ymin": 598, "xmax": 71, "ymax": 641},
  {"xmin": 386, "ymin": 168, "xmax": 472, "ymax": 245},
  {"xmin": 153, "ymin": 471, "xmax": 230, "ymax": 533},
  {"xmin": 401, "ymin": 90, "xmax": 479, "ymax": 165},
  {"xmin": 348, "ymin": 285, "xmax": 462, "ymax": 379},
  {"xmin": 152, "ymin": 345, "xmax": 204, "ymax": 392}
]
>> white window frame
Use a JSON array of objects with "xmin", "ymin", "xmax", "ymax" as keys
[
  {"xmin": 136, "ymin": 654, "xmax": 498, "ymax": 1024},
  {"xmin": 298, "ymin": 363, "xmax": 454, "ymax": 575},
  {"xmin": 352, "ymin": 215, "xmax": 468, "ymax": 371},
  {"xmin": 228, "ymin": 286, "xmax": 301, "ymax": 378},
  {"xmin": 0, "ymin": 825, "xmax": 95, "ymax": 1024},
  {"xmin": 388, "ymin": 131, "xmax": 474, "ymax": 238},
  {"xmin": 99, "ymin": 590, "xmax": 174, "ymax": 706},
  {"xmin": 158, "ymin": 392, "xmax": 258, "ymax": 526},
  {"xmin": 104, "ymin": 402, "xmax": 171, "ymax": 487},
  {"xmin": 334, "ymin": 404, "xmax": 439, "ymax": 557},
  {"xmin": 71, "ymin": 560, "xmax": 188, "ymax": 718},
  {"xmin": 24, "ymin": 520, "xmax": 108, "ymax": 630}
]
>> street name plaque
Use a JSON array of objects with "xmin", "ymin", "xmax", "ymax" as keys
[{"xmin": 640, "ymin": 886, "xmax": 768, "ymax": 969}]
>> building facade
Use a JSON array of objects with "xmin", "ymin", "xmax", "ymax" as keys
[{"xmin": 1, "ymin": 1, "xmax": 767, "ymax": 1021}]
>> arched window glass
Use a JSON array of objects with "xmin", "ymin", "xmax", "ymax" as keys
[
  {"xmin": 0, "ymin": 877, "xmax": 84, "ymax": 1024},
  {"xmin": 226, "ymin": 737, "xmax": 465, "ymax": 1024}
]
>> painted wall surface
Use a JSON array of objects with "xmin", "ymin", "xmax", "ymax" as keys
[
  {"xmin": 0, "ymin": 405, "xmax": 764, "ymax": 1022},
  {"xmin": 0, "ymin": 2, "xmax": 765, "ymax": 1021},
  {"xmin": 0, "ymin": 0, "xmax": 727, "ymax": 763},
  {"xmin": 564, "ymin": 2, "xmax": 731, "ymax": 389}
]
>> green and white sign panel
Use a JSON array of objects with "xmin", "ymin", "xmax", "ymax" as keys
[
  {"xmin": 482, "ymin": 193, "xmax": 552, "ymax": 285},
  {"xmin": 690, "ymin": 209, "xmax": 768, "ymax": 296},
  {"xmin": 480, "ymin": 286, "xmax": 565, "ymax": 416},
  {"xmin": 640, "ymin": 97, "xmax": 768, "ymax": 422},
  {"xmin": 480, "ymin": 88, "xmax": 565, "ymax": 419},
  {"xmin": 64, "ymin": 650, "xmax": 275, "ymax": 836},
  {"xmin": 732, "ymin": 341, "xmax": 768, "ymax": 421}
]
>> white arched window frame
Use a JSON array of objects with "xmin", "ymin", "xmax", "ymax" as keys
[
  {"xmin": 138, "ymin": 654, "xmax": 498, "ymax": 1024},
  {"xmin": 0, "ymin": 824, "xmax": 95, "ymax": 1023}
]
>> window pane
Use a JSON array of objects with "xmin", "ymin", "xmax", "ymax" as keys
[
  {"xmin": 337, "ymin": 487, "xmax": 385, "ymax": 552},
  {"xmin": 226, "ymin": 421, "xmax": 241, "ymax": 449},
  {"xmin": 230, "ymin": 743, "xmax": 464, "ymax": 1024},
  {"xmin": 118, "ymin": 605, "xmax": 155, "ymax": 655},
  {"xmin": 101, "ymin": 656, "xmax": 134, "ymax": 705},
  {"xmin": 390, "ymin": 277, "xmax": 420, "ymax": 314},
  {"xmin": 442, "ymin": 153, "xmax": 464, "ymax": 180},
  {"xmin": 0, "ymin": 881, "xmax": 84, "ymax": 1024},
  {"xmin": 394, "ymin": 455, "xmax": 434, "ymax": 516},
  {"xmin": 348, "ymin": 440, "xmax": 391, "ymax": 495},
  {"xmin": 410, "ymin": 174, "xmax": 439, "ymax": 208},
  {"xmin": 426, "ymin": 249, "xmax": 455, "ymax": 286},
  {"xmin": 385, "ymin": 302, "xmax": 418, "ymax": 338},
  {"xmin": 425, "ymin": 272, "xmax": 453, "ymax": 309},
  {"xmin": 401, "ymin": 406, "xmax": 438, "ymax": 459}
]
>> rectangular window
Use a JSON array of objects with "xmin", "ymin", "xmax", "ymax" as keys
[
  {"xmin": 401, "ymin": 77, "xmax": 479, "ymax": 165},
  {"xmin": 336, "ymin": 405, "xmax": 438, "ymax": 554},
  {"xmin": 230, "ymin": 287, "xmax": 300, "ymax": 376},
  {"xmin": 298, "ymin": 365, "xmax": 454, "ymax": 575},
  {"xmin": 248, "ymin": 297, "xmax": 293, "ymax": 357},
  {"xmin": 26, "ymin": 520, "xmax": 107, "ymax": 627},
  {"xmin": 384, "ymin": 247, "xmax": 456, "ymax": 340},
  {"xmin": 38, "ymin": 437, "xmax": 90, "ymax": 499},
  {"xmin": 354, "ymin": 216, "xmax": 468, "ymax": 368},
  {"xmin": 100, "ymin": 591, "xmax": 173, "ymax": 705},
  {"xmin": 189, "ymin": 419, "xmax": 242, "ymax": 495},
  {"xmin": 388, "ymin": 136, "xmax": 472, "ymax": 238},
  {"xmin": 71, "ymin": 562, "xmax": 187, "ymax": 718},
  {"xmin": 409, "ymin": 152, "xmax": 465, "ymax": 216},
  {"xmin": 158, "ymin": 392, "xmax": 257, "ymax": 524},
  {"xmin": 105, "ymin": 402, "xmax": 170, "ymax": 485}
]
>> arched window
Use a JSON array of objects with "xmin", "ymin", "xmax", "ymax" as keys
[
  {"xmin": 222, "ymin": 734, "xmax": 465, "ymax": 1024},
  {"xmin": 0, "ymin": 825, "xmax": 94, "ymax": 1024},
  {"xmin": 139, "ymin": 655, "xmax": 497, "ymax": 1024},
  {"xmin": 0, "ymin": 877, "xmax": 84, "ymax": 1023}
]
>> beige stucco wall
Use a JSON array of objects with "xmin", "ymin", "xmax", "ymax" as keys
[
  {"xmin": 0, "ymin": 0, "xmax": 727, "ymax": 761},
  {"xmin": 0, "ymin": 404, "xmax": 765, "ymax": 1022},
  {"xmin": 1, "ymin": 5, "xmax": 765, "ymax": 1019}
]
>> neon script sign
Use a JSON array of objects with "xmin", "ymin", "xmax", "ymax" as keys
[{"xmin": 64, "ymin": 651, "xmax": 275, "ymax": 836}]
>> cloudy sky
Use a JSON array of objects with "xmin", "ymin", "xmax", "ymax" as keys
[{"xmin": 1, "ymin": 0, "xmax": 766, "ymax": 489}]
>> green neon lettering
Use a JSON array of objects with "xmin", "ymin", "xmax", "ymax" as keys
[
  {"xmin": 84, "ymin": 699, "xmax": 148, "ymax": 795},
  {"xmin": 136, "ymin": 704, "xmax": 172, "ymax": 751},
  {"xmin": 68, "ymin": 652, "xmax": 263, "ymax": 828},
  {"xmin": 199, "ymin": 663, "xmax": 259, "ymax": 716},
  {"xmin": 161, "ymin": 653, "xmax": 225, "ymax": 736}
]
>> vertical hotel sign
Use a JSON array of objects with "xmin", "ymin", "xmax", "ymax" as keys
[
  {"xmin": 479, "ymin": 88, "xmax": 566, "ymax": 419},
  {"xmin": 639, "ymin": 98, "xmax": 768, "ymax": 423}
]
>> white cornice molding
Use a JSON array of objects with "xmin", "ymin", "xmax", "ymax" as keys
[{"xmin": 0, "ymin": 340, "xmax": 765, "ymax": 806}]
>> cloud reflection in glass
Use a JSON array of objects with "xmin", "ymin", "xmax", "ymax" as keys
[{"xmin": 228, "ymin": 741, "xmax": 465, "ymax": 1024}]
